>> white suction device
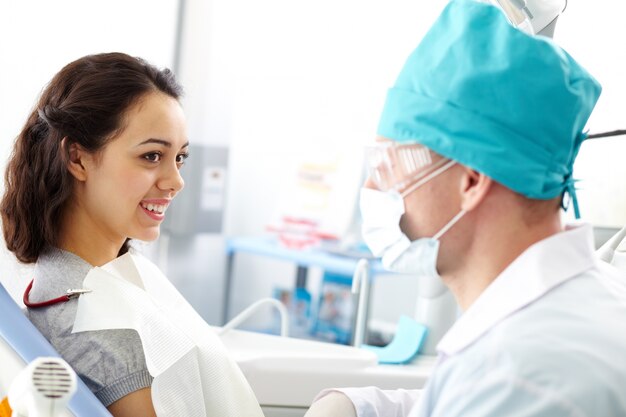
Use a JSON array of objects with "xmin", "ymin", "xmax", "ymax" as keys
[
  {"xmin": 597, "ymin": 226, "xmax": 626, "ymax": 264},
  {"xmin": 412, "ymin": 271, "xmax": 458, "ymax": 355},
  {"xmin": 8, "ymin": 357, "xmax": 77, "ymax": 417}
]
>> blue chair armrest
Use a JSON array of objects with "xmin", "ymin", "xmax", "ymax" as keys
[{"xmin": 0, "ymin": 284, "xmax": 112, "ymax": 416}]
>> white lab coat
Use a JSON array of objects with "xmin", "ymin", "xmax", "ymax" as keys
[{"xmin": 319, "ymin": 224, "xmax": 626, "ymax": 416}]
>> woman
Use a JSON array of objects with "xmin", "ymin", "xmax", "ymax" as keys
[{"xmin": 1, "ymin": 52, "xmax": 188, "ymax": 416}]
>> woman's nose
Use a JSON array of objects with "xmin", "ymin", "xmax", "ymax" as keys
[{"xmin": 159, "ymin": 163, "xmax": 185, "ymax": 194}]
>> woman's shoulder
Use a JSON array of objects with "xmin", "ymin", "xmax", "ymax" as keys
[
  {"xmin": 29, "ymin": 248, "xmax": 153, "ymax": 405},
  {"xmin": 34, "ymin": 247, "xmax": 93, "ymax": 287},
  {"xmin": 60, "ymin": 325, "xmax": 152, "ymax": 406}
]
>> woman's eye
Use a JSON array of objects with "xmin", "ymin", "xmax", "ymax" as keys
[
  {"xmin": 176, "ymin": 153, "xmax": 189, "ymax": 165},
  {"xmin": 143, "ymin": 152, "xmax": 162, "ymax": 162}
]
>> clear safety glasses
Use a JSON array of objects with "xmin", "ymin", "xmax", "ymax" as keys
[{"xmin": 364, "ymin": 142, "xmax": 450, "ymax": 193}]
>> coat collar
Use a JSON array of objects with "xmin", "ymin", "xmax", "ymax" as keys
[{"xmin": 437, "ymin": 224, "xmax": 598, "ymax": 357}]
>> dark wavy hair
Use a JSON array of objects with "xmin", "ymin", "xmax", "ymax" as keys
[{"xmin": 1, "ymin": 52, "xmax": 183, "ymax": 263}]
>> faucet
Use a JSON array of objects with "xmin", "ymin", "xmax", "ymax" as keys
[{"xmin": 351, "ymin": 259, "xmax": 370, "ymax": 347}]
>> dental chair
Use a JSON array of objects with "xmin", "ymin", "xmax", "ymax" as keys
[{"xmin": 0, "ymin": 283, "xmax": 112, "ymax": 417}]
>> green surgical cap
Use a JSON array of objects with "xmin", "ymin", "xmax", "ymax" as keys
[{"xmin": 377, "ymin": 0, "xmax": 601, "ymax": 217}]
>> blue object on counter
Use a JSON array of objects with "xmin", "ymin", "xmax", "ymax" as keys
[{"xmin": 362, "ymin": 315, "xmax": 428, "ymax": 364}]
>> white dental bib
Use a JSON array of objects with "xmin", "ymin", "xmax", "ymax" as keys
[{"xmin": 72, "ymin": 252, "xmax": 264, "ymax": 417}]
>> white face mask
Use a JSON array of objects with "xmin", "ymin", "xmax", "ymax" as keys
[{"xmin": 360, "ymin": 160, "xmax": 466, "ymax": 277}]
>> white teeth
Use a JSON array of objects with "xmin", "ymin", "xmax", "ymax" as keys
[{"xmin": 141, "ymin": 202, "xmax": 167, "ymax": 214}]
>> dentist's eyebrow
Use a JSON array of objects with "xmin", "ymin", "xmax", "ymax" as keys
[{"xmin": 136, "ymin": 139, "xmax": 190, "ymax": 149}]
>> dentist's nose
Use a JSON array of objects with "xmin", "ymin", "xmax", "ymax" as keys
[{"xmin": 363, "ymin": 176, "xmax": 378, "ymax": 190}]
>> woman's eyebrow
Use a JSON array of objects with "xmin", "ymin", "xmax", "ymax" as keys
[
  {"xmin": 136, "ymin": 139, "xmax": 190, "ymax": 148},
  {"xmin": 136, "ymin": 138, "xmax": 171, "ymax": 147}
]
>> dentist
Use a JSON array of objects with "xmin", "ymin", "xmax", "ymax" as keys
[{"xmin": 306, "ymin": 0, "xmax": 626, "ymax": 416}]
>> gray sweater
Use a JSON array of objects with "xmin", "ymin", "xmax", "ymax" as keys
[{"xmin": 26, "ymin": 248, "xmax": 152, "ymax": 407}]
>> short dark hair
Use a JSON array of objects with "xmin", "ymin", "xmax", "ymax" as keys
[{"xmin": 1, "ymin": 52, "xmax": 184, "ymax": 263}]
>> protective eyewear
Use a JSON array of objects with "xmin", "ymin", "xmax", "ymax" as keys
[{"xmin": 364, "ymin": 142, "xmax": 450, "ymax": 192}]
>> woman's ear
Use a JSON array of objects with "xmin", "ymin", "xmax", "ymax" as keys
[
  {"xmin": 63, "ymin": 138, "xmax": 90, "ymax": 182},
  {"xmin": 459, "ymin": 166, "xmax": 492, "ymax": 212}
]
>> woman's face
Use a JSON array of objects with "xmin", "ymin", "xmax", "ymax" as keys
[{"xmin": 74, "ymin": 91, "xmax": 188, "ymax": 245}]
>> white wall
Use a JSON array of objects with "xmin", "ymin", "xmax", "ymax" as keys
[
  {"xmin": 0, "ymin": 0, "xmax": 179, "ymax": 302},
  {"xmin": 214, "ymin": 0, "xmax": 449, "ymax": 326},
  {"xmin": 558, "ymin": 1, "xmax": 625, "ymax": 134}
]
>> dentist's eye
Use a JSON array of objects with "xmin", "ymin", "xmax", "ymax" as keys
[
  {"xmin": 176, "ymin": 152, "xmax": 189, "ymax": 166},
  {"xmin": 143, "ymin": 152, "xmax": 162, "ymax": 163}
]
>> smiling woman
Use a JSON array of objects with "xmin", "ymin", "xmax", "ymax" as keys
[
  {"xmin": 0, "ymin": 53, "xmax": 187, "ymax": 417},
  {"xmin": 60, "ymin": 90, "xmax": 189, "ymax": 266}
]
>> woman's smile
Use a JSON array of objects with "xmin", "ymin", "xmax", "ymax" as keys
[{"xmin": 139, "ymin": 199, "xmax": 171, "ymax": 221}]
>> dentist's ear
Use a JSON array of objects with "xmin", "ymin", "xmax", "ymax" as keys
[
  {"xmin": 63, "ymin": 138, "xmax": 89, "ymax": 182},
  {"xmin": 459, "ymin": 166, "xmax": 493, "ymax": 212}
]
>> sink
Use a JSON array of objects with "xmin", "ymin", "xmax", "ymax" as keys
[{"xmin": 220, "ymin": 329, "xmax": 435, "ymax": 408}]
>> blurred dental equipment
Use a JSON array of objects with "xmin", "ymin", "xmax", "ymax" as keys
[
  {"xmin": 597, "ymin": 227, "xmax": 626, "ymax": 290},
  {"xmin": 597, "ymin": 226, "xmax": 626, "ymax": 264},
  {"xmin": 8, "ymin": 357, "xmax": 76, "ymax": 417},
  {"xmin": 587, "ymin": 129, "xmax": 626, "ymax": 139},
  {"xmin": 486, "ymin": 0, "xmax": 566, "ymax": 36},
  {"xmin": 219, "ymin": 298, "xmax": 290, "ymax": 337}
]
